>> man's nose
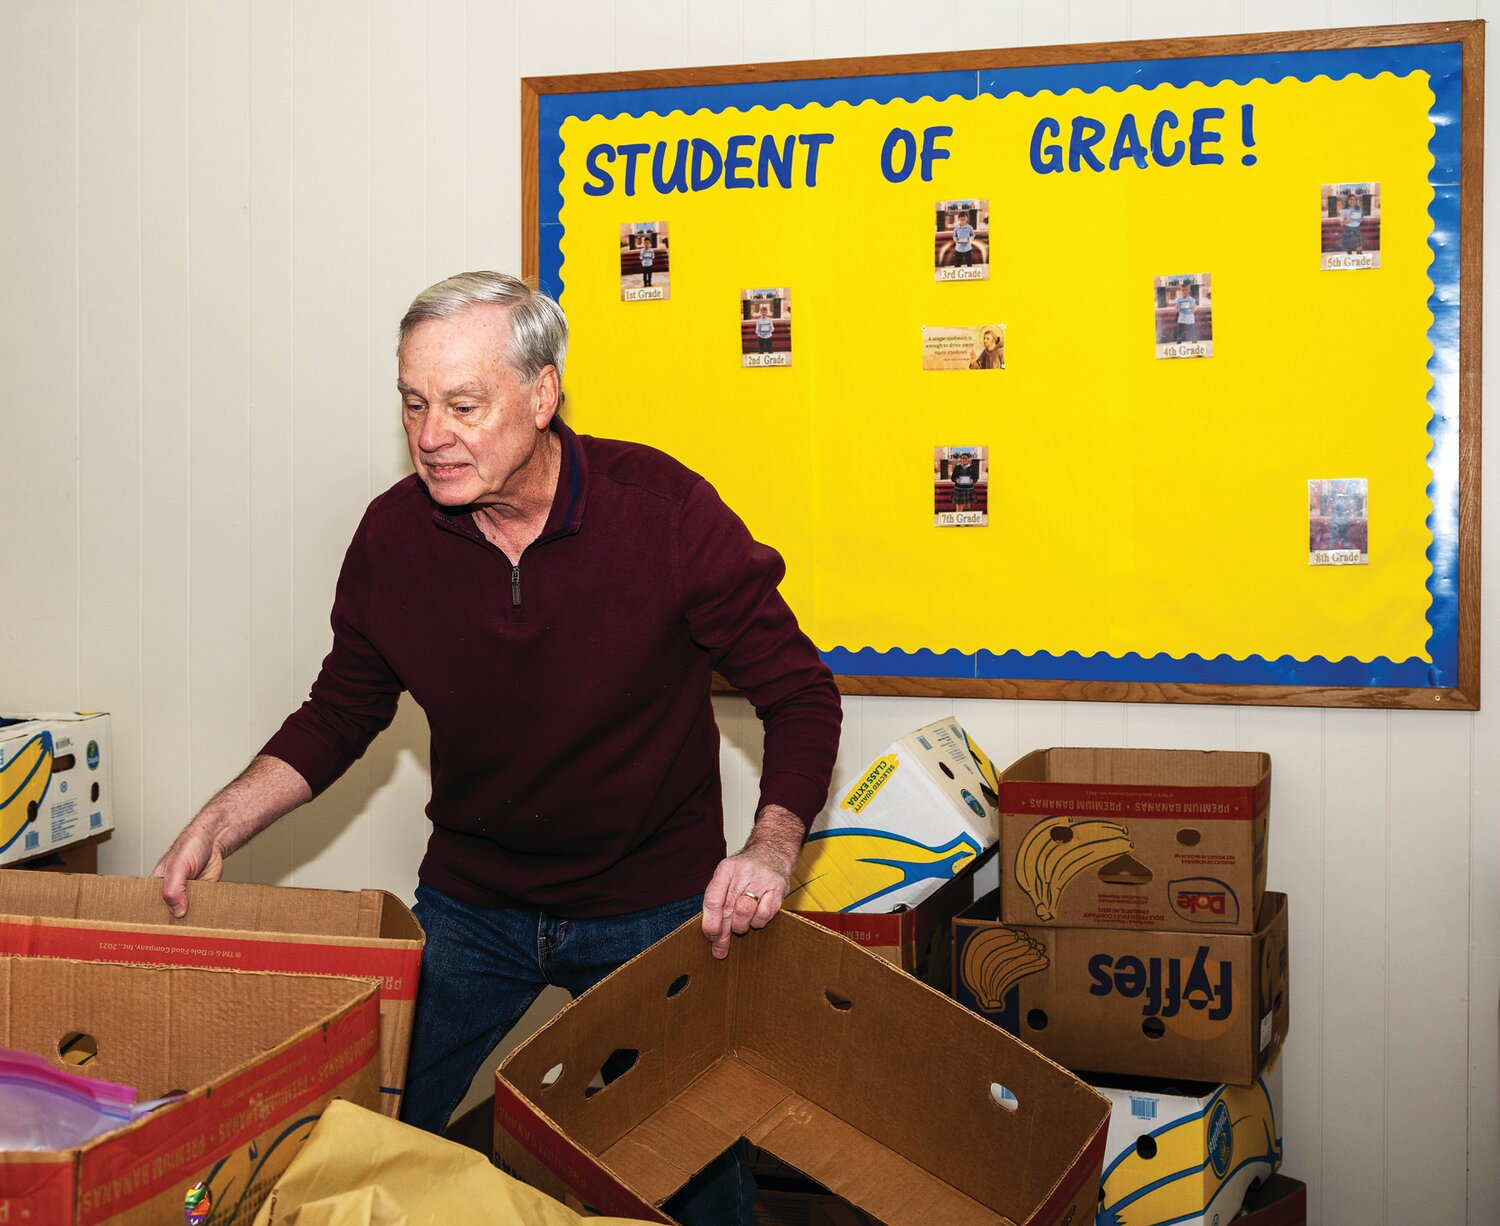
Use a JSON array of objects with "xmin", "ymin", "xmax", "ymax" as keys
[{"xmin": 417, "ymin": 410, "xmax": 453, "ymax": 451}]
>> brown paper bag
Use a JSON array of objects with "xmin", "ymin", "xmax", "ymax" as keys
[{"xmin": 251, "ymin": 1100, "xmax": 656, "ymax": 1226}]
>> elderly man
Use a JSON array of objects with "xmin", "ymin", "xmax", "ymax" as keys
[{"xmin": 155, "ymin": 272, "xmax": 842, "ymax": 1225}]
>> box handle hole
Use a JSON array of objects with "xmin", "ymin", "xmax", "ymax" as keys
[
  {"xmin": 1141, "ymin": 1018, "xmax": 1166, "ymax": 1040},
  {"xmin": 824, "ymin": 989, "xmax": 852, "ymax": 1011},
  {"xmin": 59, "ymin": 1031, "xmax": 98, "ymax": 1066},
  {"xmin": 1176, "ymin": 828, "xmax": 1202, "ymax": 847},
  {"xmin": 541, "ymin": 1062, "xmax": 564, "ymax": 1089},
  {"xmin": 1049, "ymin": 826, "xmax": 1074, "ymax": 845},
  {"xmin": 1025, "ymin": 1008, "xmax": 1049, "ymax": 1031},
  {"xmin": 666, "ymin": 974, "xmax": 690, "ymax": 998},
  {"xmin": 1135, "ymin": 1134, "xmax": 1158, "ymax": 1160},
  {"xmin": 938, "ymin": 761, "xmax": 955, "ymax": 779},
  {"xmin": 585, "ymin": 1048, "xmax": 639, "ymax": 1099},
  {"xmin": 989, "ymin": 1082, "xmax": 1019, "ymax": 1111}
]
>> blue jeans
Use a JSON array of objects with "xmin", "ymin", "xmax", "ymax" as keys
[{"xmin": 402, "ymin": 884, "xmax": 757, "ymax": 1225}]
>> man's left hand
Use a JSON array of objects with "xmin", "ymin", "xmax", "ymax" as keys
[{"xmin": 702, "ymin": 804, "xmax": 806, "ymax": 959}]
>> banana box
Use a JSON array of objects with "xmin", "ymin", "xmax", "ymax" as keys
[
  {"xmin": 785, "ymin": 719, "xmax": 1000, "ymax": 915},
  {"xmin": 953, "ymin": 889, "xmax": 1289, "ymax": 1085},
  {"xmin": 496, "ymin": 911, "xmax": 1114, "ymax": 1226},
  {"xmin": 1000, "ymin": 748, "xmax": 1271, "ymax": 934},
  {"xmin": 0, "ymin": 954, "xmax": 379, "ymax": 1225},
  {"xmin": 0, "ymin": 713, "xmax": 113, "ymax": 867},
  {"xmin": 1090, "ymin": 1055, "xmax": 1282, "ymax": 1226}
]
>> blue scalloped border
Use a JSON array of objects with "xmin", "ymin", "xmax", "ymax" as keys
[{"xmin": 537, "ymin": 42, "xmax": 1462, "ymax": 690}]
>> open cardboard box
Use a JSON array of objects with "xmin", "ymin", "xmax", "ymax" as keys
[
  {"xmin": 0, "ymin": 955, "xmax": 379, "ymax": 1225},
  {"xmin": 954, "ymin": 890, "xmax": 1289, "ymax": 1085},
  {"xmin": 1000, "ymin": 748, "xmax": 1270, "ymax": 933},
  {"xmin": 494, "ymin": 911, "xmax": 1111, "ymax": 1226},
  {"xmin": 0, "ymin": 871, "xmax": 422, "ymax": 1117}
]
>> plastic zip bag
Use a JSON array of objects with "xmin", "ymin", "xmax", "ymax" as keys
[{"xmin": 0, "ymin": 1047, "xmax": 142, "ymax": 1150}]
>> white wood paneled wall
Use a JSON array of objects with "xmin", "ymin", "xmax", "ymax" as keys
[{"xmin": 0, "ymin": 1, "xmax": 1494, "ymax": 1222}]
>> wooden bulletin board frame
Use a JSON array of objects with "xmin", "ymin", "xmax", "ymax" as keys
[{"xmin": 522, "ymin": 22, "xmax": 1483, "ymax": 710}]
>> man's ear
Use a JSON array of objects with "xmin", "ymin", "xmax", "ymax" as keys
[{"xmin": 532, "ymin": 365, "xmax": 561, "ymax": 428}]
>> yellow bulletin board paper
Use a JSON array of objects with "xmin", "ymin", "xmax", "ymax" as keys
[{"xmin": 527, "ymin": 25, "xmax": 1481, "ymax": 709}]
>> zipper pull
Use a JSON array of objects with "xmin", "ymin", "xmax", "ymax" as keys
[{"xmin": 511, "ymin": 563, "xmax": 521, "ymax": 607}]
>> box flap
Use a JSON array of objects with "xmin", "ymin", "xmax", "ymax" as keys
[
  {"xmin": 732, "ymin": 914, "xmax": 1108, "ymax": 1217},
  {"xmin": 0, "ymin": 870, "xmax": 413, "ymax": 939},
  {"xmin": 0, "ymin": 956, "xmax": 373, "ymax": 1096},
  {"xmin": 1016, "ymin": 748, "xmax": 1269, "ymax": 789}
]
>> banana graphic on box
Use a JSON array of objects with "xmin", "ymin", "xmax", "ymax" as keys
[
  {"xmin": 1015, "ymin": 816, "xmax": 1134, "ymax": 922},
  {"xmin": 787, "ymin": 829, "xmax": 984, "ymax": 914},
  {"xmin": 958, "ymin": 925, "xmax": 1049, "ymax": 1010},
  {"xmin": 0, "ymin": 730, "xmax": 54, "ymax": 852},
  {"xmin": 1097, "ymin": 1074, "xmax": 1282, "ymax": 1226}
]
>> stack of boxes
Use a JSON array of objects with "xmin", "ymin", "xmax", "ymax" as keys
[{"xmin": 952, "ymin": 748, "xmax": 1297, "ymax": 1226}]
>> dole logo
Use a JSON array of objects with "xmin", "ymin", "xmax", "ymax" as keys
[
  {"xmin": 1168, "ymin": 877, "xmax": 1240, "ymax": 926},
  {"xmin": 1087, "ymin": 945, "xmax": 1233, "ymax": 1020}
]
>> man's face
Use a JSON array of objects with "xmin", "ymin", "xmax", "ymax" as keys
[
  {"xmin": 397, "ymin": 304, "xmax": 558, "ymax": 509},
  {"xmin": 982, "ymin": 329, "xmax": 997, "ymax": 350}
]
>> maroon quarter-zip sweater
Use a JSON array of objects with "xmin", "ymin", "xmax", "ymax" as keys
[{"xmin": 261, "ymin": 419, "xmax": 842, "ymax": 916}]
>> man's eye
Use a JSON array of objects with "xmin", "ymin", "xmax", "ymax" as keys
[
  {"xmin": 453, "ymin": 404, "xmax": 477, "ymax": 414},
  {"xmin": 404, "ymin": 401, "xmax": 425, "ymax": 412}
]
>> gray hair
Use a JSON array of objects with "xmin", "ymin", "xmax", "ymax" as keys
[{"xmin": 398, "ymin": 271, "xmax": 568, "ymax": 386}]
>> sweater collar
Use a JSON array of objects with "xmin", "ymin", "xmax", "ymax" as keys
[{"xmin": 540, "ymin": 415, "xmax": 587, "ymax": 538}]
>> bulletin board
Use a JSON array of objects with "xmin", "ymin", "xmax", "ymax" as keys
[{"xmin": 522, "ymin": 22, "xmax": 1482, "ymax": 710}]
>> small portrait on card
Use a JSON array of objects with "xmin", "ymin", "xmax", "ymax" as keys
[
  {"xmin": 1154, "ymin": 274, "xmax": 1213, "ymax": 359},
  {"xmin": 1309, "ymin": 478, "xmax": 1369, "ymax": 565},
  {"xmin": 935, "ymin": 200, "xmax": 990, "ymax": 282},
  {"xmin": 1320, "ymin": 183, "xmax": 1380, "ymax": 270},
  {"xmin": 741, "ymin": 288, "xmax": 791, "ymax": 367},
  {"xmin": 620, "ymin": 222, "xmax": 669, "ymax": 301},
  {"xmin": 920, "ymin": 325, "xmax": 1006, "ymax": 371},
  {"xmin": 935, "ymin": 446, "xmax": 989, "ymax": 527}
]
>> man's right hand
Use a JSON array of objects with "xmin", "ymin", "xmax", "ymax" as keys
[
  {"xmin": 150, "ymin": 754, "xmax": 313, "ymax": 920},
  {"xmin": 152, "ymin": 822, "xmax": 228, "ymax": 919}
]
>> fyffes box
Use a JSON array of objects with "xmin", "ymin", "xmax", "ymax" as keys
[
  {"xmin": 1090, "ymin": 1056, "xmax": 1282, "ymax": 1226},
  {"xmin": 786, "ymin": 719, "xmax": 1000, "ymax": 915},
  {"xmin": 953, "ymin": 890, "xmax": 1289, "ymax": 1085},
  {"xmin": 0, "ymin": 713, "xmax": 113, "ymax": 867}
]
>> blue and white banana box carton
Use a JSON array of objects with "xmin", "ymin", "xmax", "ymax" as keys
[
  {"xmin": 1090, "ymin": 1054, "xmax": 1283, "ymax": 1226},
  {"xmin": 0, "ymin": 712, "xmax": 113, "ymax": 867},
  {"xmin": 785, "ymin": 719, "xmax": 1000, "ymax": 914}
]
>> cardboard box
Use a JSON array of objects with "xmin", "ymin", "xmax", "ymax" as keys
[
  {"xmin": 0, "ymin": 712, "xmax": 114, "ymax": 867},
  {"xmin": 1235, "ymin": 1174, "xmax": 1306, "ymax": 1224},
  {"xmin": 797, "ymin": 848, "xmax": 989, "ymax": 980},
  {"xmin": 952, "ymin": 890, "xmax": 1289, "ymax": 1085},
  {"xmin": 12, "ymin": 830, "xmax": 106, "ymax": 873},
  {"xmin": 0, "ymin": 955, "xmax": 379, "ymax": 1225},
  {"xmin": 1000, "ymin": 748, "xmax": 1270, "ymax": 934},
  {"xmin": 787, "ymin": 719, "xmax": 1000, "ymax": 914},
  {"xmin": 494, "ymin": 911, "xmax": 1111, "ymax": 1226},
  {"xmin": 1091, "ymin": 1055, "xmax": 1282, "ymax": 1226},
  {"xmin": 0, "ymin": 871, "xmax": 423, "ymax": 1117}
]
